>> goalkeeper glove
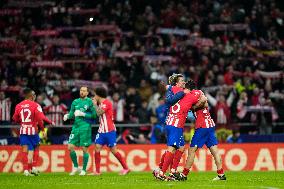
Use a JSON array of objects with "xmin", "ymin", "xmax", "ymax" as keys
[
  {"xmin": 74, "ymin": 110, "xmax": 86, "ymax": 117},
  {"xmin": 63, "ymin": 114, "xmax": 69, "ymax": 121}
]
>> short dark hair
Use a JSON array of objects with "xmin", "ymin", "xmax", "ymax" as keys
[
  {"xmin": 185, "ymin": 79, "xmax": 196, "ymax": 90},
  {"xmin": 169, "ymin": 73, "xmax": 183, "ymax": 86},
  {"xmin": 23, "ymin": 88, "xmax": 35, "ymax": 99},
  {"xmin": 95, "ymin": 87, "xmax": 107, "ymax": 98},
  {"xmin": 23, "ymin": 88, "xmax": 32, "ymax": 96}
]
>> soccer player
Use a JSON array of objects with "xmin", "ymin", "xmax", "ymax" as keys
[
  {"xmin": 63, "ymin": 86, "xmax": 97, "ymax": 176},
  {"xmin": 13, "ymin": 88, "xmax": 54, "ymax": 176},
  {"xmin": 154, "ymin": 74, "xmax": 186, "ymax": 177},
  {"xmin": 91, "ymin": 87, "xmax": 130, "ymax": 175},
  {"xmin": 178, "ymin": 82, "xmax": 226, "ymax": 181},
  {"xmin": 156, "ymin": 80, "xmax": 207, "ymax": 180}
]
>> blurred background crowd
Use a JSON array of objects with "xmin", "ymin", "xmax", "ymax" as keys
[{"xmin": 0, "ymin": 0, "xmax": 283, "ymax": 145}]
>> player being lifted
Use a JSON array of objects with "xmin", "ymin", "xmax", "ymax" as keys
[
  {"xmin": 155, "ymin": 78, "xmax": 207, "ymax": 181},
  {"xmin": 63, "ymin": 86, "xmax": 97, "ymax": 176},
  {"xmin": 89, "ymin": 87, "xmax": 130, "ymax": 175},
  {"xmin": 178, "ymin": 81, "xmax": 226, "ymax": 181},
  {"xmin": 13, "ymin": 88, "xmax": 54, "ymax": 176}
]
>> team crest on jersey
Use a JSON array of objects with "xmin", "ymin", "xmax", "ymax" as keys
[{"xmin": 84, "ymin": 105, "xmax": 88, "ymax": 110}]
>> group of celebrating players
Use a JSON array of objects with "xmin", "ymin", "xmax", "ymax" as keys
[
  {"xmin": 13, "ymin": 73, "xmax": 226, "ymax": 181},
  {"xmin": 152, "ymin": 74, "xmax": 226, "ymax": 181}
]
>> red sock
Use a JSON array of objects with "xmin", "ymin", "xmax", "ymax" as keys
[
  {"xmin": 32, "ymin": 148, "xmax": 39, "ymax": 167},
  {"xmin": 217, "ymin": 168, "xmax": 224, "ymax": 175},
  {"xmin": 159, "ymin": 152, "xmax": 166, "ymax": 169},
  {"xmin": 22, "ymin": 152, "xmax": 28, "ymax": 171},
  {"xmin": 28, "ymin": 163, "xmax": 32, "ymax": 171},
  {"xmin": 183, "ymin": 168, "xmax": 190, "ymax": 176},
  {"xmin": 95, "ymin": 152, "xmax": 101, "ymax": 173},
  {"xmin": 161, "ymin": 151, "xmax": 174, "ymax": 174},
  {"xmin": 114, "ymin": 152, "xmax": 128, "ymax": 169},
  {"xmin": 171, "ymin": 150, "xmax": 183, "ymax": 172}
]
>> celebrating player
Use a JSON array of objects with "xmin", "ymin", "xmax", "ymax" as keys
[
  {"xmin": 178, "ymin": 81, "xmax": 226, "ymax": 181},
  {"xmin": 155, "ymin": 79, "xmax": 207, "ymax": 181},
  {"xmin": 13, "ymin": 88, "xmax": 54, "ymax": 176},
  {"xmin": 154, "ymin": 74, "xmax": 185, "ymax": 177},
  {"xmin": 90, "ymin": 87, "xmax": 130, "ymax": 175},
  {"xmin": 63, "ymin": 86, "xmax": 97, "ymax": 176}
]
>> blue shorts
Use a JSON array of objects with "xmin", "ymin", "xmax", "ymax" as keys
[
  {"xmin": 20, "ymin": 134, "xmax": 40, "ymax": 150},
  {"xmin": 95, "ymin": 131, "xmax": 117, "ymax": 147},
  {"xmin": 190, "ymin": 127, "xmax": 218, "ymax": 148},
  {"xmin": 165, "ymin": 125, "xmax": 184, "ymax": 148}
]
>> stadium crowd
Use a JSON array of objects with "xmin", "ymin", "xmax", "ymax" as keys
[{"xmin": 0, "ymin": 0, "xmax": 283, "ymax": 144}]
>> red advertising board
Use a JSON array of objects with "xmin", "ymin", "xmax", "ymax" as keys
[{"xmin": 1, "ymin": 144, "xmax": 284, "ymax": 173}]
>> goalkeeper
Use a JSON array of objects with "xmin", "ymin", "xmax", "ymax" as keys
[{"xmin": 63, "ymin": 86, "xmax": 97, "ymax": 176}]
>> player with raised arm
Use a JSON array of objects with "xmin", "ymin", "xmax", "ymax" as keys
[
  {"xmin": 178, "ymin": 81, "xmax": 226, "ymax": 181},
  {"xmin": 155, "ymin": 79, "xmax": 207, "ymax": 181},
  {"xmin": 63, "ymin": 86, "xmax": 97, "ymax": 176},
  {"xmin": 13, "ymin": 88, "xmax": 54, "ymax": 176},
  {"xmin": 90, "ymin": 87, "xmax": 130, "ymax": 175}
]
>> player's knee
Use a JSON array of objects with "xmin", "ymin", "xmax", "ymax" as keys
[{"xmin": 68, "ymin": 144, "xmax": 75, "ymax": 151}]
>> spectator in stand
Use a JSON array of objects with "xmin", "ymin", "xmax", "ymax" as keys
[
  {"xmin": 138, "ymin": 79, "xmax": 153, "ymax": 102},
  {"xmin": 155, "ymin": 97, "xmax": 167, "ymax": 125},
  {"xmin": 0, "ymin": 91, "xmax": 12, "ymax": 136},
  {"xmin": 0, "ymin": 0, "xmax": 284, "ymax": 139},
  {"xmin": 150, "ymin": 116, "xmax": 166, "ymax": 144},
  {"xmin": 237, "ymin": 91, "xmax": 250, "ymax": 122},
  {"xmin": 110, "ymin": 92, "xmax": 125, "ymax": 123},
  {"xmin": 44, "ymin": 95, "xmax": 68, "ymax": 126},
  {"xmin": 226, "ymin": 130, "xmax": 242, "ymax": 143},
  {"xmin": 206, "ymin": 88, "xmax": 235, "ymax": 128},
  {"xmin": 136, "ymin": 100, "xmax": 151, "ymax": 124},
  {"xmin": 0, "ymin": 91, "xmax": 11, "ymax": 125},
  {"xmin": 125, "ymin": 86, "xmax": 141, "ymax": 110}
]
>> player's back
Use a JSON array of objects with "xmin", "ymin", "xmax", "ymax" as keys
[
  {"xmin": 166, "ymin": 91, "xmax": 200, "ymax": 128},
  {"xmin": 13, "ymin": 100, "xmax": 42, "ymax": 135},
  {"xmin": 192, "ymin": 90, "xmax": 215, "ymax": 129},
  {"xmin": 98, "ymin": 99, "xmax": 116, "ymax": 133}
]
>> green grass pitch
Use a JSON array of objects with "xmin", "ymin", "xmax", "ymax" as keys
[{"xmin": 1, "ymin": 171, "xmax": 284, "ymax": 189}]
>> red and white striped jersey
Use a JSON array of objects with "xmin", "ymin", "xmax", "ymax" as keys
[
  {"xmin": 0, "ymin": 98, "xmax": 11, "ymax": 122},
  {"xmin": 195, "ymin": 107, "xmax": 215, "ymax": 129},
  {"xmin": 165, "ymin": 89, "xmax": 201, "ymax": 129},
  {"xmin": 13, "ymin": 100, "xmax": 45, "ymax": 135},
  {"xmin": 44, "ymin": 104, "xmax": 67, "ymax": 126},
  {"xmin": 98, "ymin": 99, "xmax": 116, "ymax": 133}
]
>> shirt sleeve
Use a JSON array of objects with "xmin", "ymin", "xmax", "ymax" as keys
[
  {"xmin": 184, "ymin": 92, "xmax": 201, "ymax": 112},
  {"xmin": 12, "ymin": 105, "xmax": 20, "ymax": 123},
  {"xmin": 100, "ymin": 101, "xmax": 109, "ymax": 112},
  {"xmin": 191, "ymin": 90, "xmax": 202, "ymax": 104},
  {"xmin": 165, "ymin": 86, "xmax": 185, "ymax": 106},
  {"xmin": 36, "ymin": 104, "xmax": 52, "ymax": 124},
  {"xmin": 34, "ymin": 106, "xmax": 45, "ymax": 131},
  {"xmin": 68, "ymin": 100, "xmax": 76, "ymax": 119},
  {"xmin": 85, "ymin": 99, "xmax": 97, "ymax": 119}
]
